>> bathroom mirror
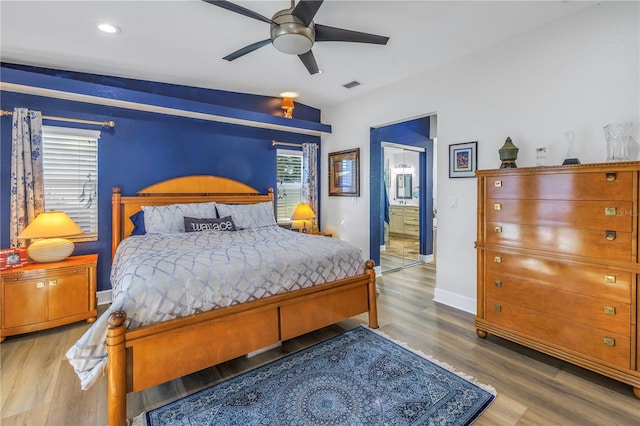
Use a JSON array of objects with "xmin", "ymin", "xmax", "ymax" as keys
[{"xmin": 396, "ymin": 174, "xmax": 412, "ymax": 199}]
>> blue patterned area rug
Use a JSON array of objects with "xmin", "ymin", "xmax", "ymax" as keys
[{"xmin": 143, "ymin": 326, "xmax": 496, "ymax": 425}]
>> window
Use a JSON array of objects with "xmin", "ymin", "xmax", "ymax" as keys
[
  {"xmin": 276, "ymin": 149, "xmax": 302, "ymax": 222},
  {"xmin": 42, "ymin": 126, "xmax": 100, "ymax": 241}
]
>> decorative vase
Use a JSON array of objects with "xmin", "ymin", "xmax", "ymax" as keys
[
  {"xmin": 562, "ymin": 130, "xmax": 580, "ymax": 165},
  {"xmin": 604, "ymin": 122, "xmax": 632, "ymax": 162},
  {"xmin": 536, "ymin": 147, "xmax": 547, "ymax": 166},
  {"xmin": 499, "ymin": 137, "xmax": 519, "ymax": 168}
]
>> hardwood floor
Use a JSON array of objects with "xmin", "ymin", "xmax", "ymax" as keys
[{"xmin": 2, "ymin": 263, "xmax": 639, "ymax": 425}]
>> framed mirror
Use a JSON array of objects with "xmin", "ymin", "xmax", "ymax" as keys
[{"xmin": 396, "ymin": 174, "xmax": 412, "ymax": 199}]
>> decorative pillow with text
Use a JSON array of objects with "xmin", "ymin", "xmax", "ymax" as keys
[{"xmin": 184, "ymin": 216, "xmax": 237, "ymax": 232}]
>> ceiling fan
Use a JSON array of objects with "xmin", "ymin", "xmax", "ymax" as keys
[{"xmin": 203, "ymin": 0, "xmax": 390, "ymax": 75}]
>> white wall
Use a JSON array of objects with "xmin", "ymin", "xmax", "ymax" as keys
[{"xmin": 321, "ymin": 2, "xmax": 639, "ymax": 313}]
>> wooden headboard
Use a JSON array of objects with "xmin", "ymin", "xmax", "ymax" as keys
[{"xmin": 112, "ymin": 175, "xmax": 274, "ymax": 256}]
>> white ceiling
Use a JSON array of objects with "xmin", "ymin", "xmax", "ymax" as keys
[{"xmin": 1, "ymin": 1, "xmax": 597, "ymax": 109}]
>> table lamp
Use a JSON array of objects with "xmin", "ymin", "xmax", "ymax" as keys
[
  {"xmin": 290, "ymin": 203, "xmax": 316, "ymax": 233},
  {"xmin": 18, "ymin": 210, "xmax": 83, "ymax": 262}
]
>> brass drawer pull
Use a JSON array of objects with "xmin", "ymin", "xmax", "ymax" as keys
[
  {"xmin": 605, "ymin": 172, "xmax": 617, "ymax": 182},
  {"xmin": 604, "ymin": 275, "xmax": 617, "ymax": 284},
  {"xmin": 603, "ymin": 337, "xmax": 616, "ymax": 347},
  {"xmin": 494, "ymin": 304, "xmax": 502, "ymax": 312},
  {"xmin": 49, "ymin": 280, "xmax": 57, "ymax": 286},
  {"xmin": 494, "ymin": 280, "xmax": 502, "ymax": 288},
  {"xmin": 494, "ymin": 226, "xmax": 502, "ymax": 233},
  {"xmin": 494, "ymin": 180, "xmax": 502, "ymax": 187},
  {"xmin": 494, "ymin": 256, "xmax": 502, "ymax": 263},
  {"xmin": 493, "ymin": 203, "xmax": 502, "ymax": 210},
  {"xmin": 36, "ymin": 281, "xmax": 45, "ymax": 289},
  {"xmin": 604, "ymin": 207, "xmax": 618, "ymax": 216},
  {"xmin": 605, "ymin": 230, "xmax": 616, "ymax": 241},
  {"xmin": 604, "ymin": 306, "xmax": 616, "ymax": 315}
]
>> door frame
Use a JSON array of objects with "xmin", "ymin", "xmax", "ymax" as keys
[{"xmin": 370, "ymin": 116, "xmax": 434, "ymax": 270}]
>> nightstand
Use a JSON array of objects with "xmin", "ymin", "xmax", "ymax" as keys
[
  {"xmin": 306, "ymin": 231, "xmax": 333, "ymax": 237},
  {"xmin": 0, "ymin": 254, "xmax": 98, "ymax": 342}
]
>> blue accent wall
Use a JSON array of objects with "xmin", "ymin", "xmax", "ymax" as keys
[
  {"xmin": 369, "ymin": 117, "xmax": 433, "ymax": 266},
  {"xmin": 1, "ymin": 65, "xmax": 325, "ymax": 292}
]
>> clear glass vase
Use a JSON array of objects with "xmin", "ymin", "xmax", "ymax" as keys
[{"xmin": 604, "ymin": 122, "xmax": 632, "ymax": 162}]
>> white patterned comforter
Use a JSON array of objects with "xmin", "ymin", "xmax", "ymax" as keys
[{"xmin": 66, "ymin": 226, "xmax": 364, "ymax": 390}]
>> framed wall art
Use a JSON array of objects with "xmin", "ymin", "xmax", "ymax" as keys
[
  {"xmin": 328, "ymin": 148, "xmax": 360, "ymax": 196},
  {"xmin": 449, "ymin": 141, "xmax": 477, "ymax": 178}
]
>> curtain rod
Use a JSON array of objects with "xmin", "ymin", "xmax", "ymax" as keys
[
  {"xmin": 0, "ymin": 109, "xmax": 115, "ymax": 128},
  {"xmin": 272, "ymin": 140, "xmax": 318, "ymax": 148}
]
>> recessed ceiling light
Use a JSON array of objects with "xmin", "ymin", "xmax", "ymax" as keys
[
  {"xmin": 279, "ymin": 91, "xmax": 299, "ymax": 98},
  {"xmin": 98, "ymin": 23, "xmax": 121, "ymax": 34}
]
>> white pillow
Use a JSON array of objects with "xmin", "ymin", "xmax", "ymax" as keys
[
  {"xmin": 142, "ymin": 202, "xmax": 217, "ymax": 234},
  {"xmin": 216, "ymin": 201, "xmax": 276, "ymax": 230}
]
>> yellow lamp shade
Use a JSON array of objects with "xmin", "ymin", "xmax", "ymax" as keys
[
  {"xmin": 18, "ymin": 211, "xmax": 83, "ymax": 263},
  {"xmin": 290, "ymin": 203, "xmax": 316, "ymax": 221},
  {"xmin": 290, "ymin": 203, "xmax": 316, "ymax": 232}
]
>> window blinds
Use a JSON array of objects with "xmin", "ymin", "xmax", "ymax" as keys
[
  {"xmin": 276, "ymin": 150, "xmax": 302, "ymax": 222},
  {"xmin": 42, "ymin": 126, "xmax": 100, "ymax": 240}
]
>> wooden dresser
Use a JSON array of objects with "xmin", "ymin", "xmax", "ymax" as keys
[{"xmin": 475, "ymin": 162, "xmax": 640, "ymax": 398}]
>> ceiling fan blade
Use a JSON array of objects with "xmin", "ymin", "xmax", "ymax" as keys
[
  {"xmin": 223, "ymin": 39, "xmax": 271, "ymax": 61},
  {"xmin": 202, "ymin": 0, "xmax": 274, "ymax": 24},
  {"xmin": 315, "ymin": 24, "xmax": 389, "ymax": 45},
  {"xmin": 292, "ymin": 0, "xmax": 324, "ymax": 27},
  {"xmin": 298, "ymin": 50, "xmax": 320, "ymax": 75}
]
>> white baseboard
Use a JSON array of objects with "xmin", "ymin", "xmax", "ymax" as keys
[
  {"xmin": 380, "ymin": 245, "xmax": 386, "ymax": 252},
  {"xmin": 419, "ymin": 254, "xmax": 434, "ymax": 263},
  {"xmin": 97, "ymin": 289, "xmax": 112, "ymax": 306},
  {"xmin": 374, "ymin": 265, "xmax": 382, "ymax": 277},
  {"xmin": 433, "ymin": 288, "xmax": 476, "ymax": 315}
]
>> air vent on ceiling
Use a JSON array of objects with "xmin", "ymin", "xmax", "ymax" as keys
[{"xmin": 342, "ymin": 80, "xmax": 361, "ymax": 89}]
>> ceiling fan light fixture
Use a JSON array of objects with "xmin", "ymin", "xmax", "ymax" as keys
[{"xmin": 272, "ymin": 33, "xmax": 313, "ymax": 55}]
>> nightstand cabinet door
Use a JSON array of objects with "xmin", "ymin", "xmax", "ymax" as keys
[
  {"xmin": 48, "ymin": 268, "xmax": 90, "ymax": 320},
  {"xmin": 4, "ymin": 277, "xmax": 48, "ymax": 328}
]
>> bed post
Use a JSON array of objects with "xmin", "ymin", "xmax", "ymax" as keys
[
  {"xmin": 365, "ymin": 260, "xmax": 379, "ymax": 329},
  {"xmin": 112, "ymin": 187, "xmax": 122, "ymax": 258},
  {"xmin": 107, "ymin": 310, "xmax": 127, "ymax": 426}
]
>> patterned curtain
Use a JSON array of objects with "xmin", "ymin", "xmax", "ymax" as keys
[
  {"xmin": 10, "ymin": 108, "xmax": 44, "ymax": 247},
  {"xmin": 301, "ymin": 143, "xmax": 318, "ymax": 229}
]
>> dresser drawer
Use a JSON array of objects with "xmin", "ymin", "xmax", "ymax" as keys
[
  {"xmin": 486, "ymin": 301, "xmax": 630, "ymax": 369},
  {"xmin": 486, "ymin": 223, "xmax": 633, "ymax": 260},
  {"xmin": 487, "ymin": 199, "xmax": 632, "ymax": 231},
  {"xmin": 486, "ymin": 278, "xmax": 630, "ymax": 334},
  {"xmin": 404, "ymin": 214, "xmax": 419, "ymax": 226},
  {"xmin": 404, "ymin": 225, "xmax": 419, "ymax": 236},
  {"xmin": 485, "ymin": 252, "xmax": 631, "ymax": 302},
  {"xmin": 485, "ymin": 171, "xmax": 633, "ymax": 201}
]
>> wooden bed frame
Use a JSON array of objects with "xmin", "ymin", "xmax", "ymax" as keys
[{"xmin": 106, "ymin": 176, "xmax": 378, "ymax": 426}]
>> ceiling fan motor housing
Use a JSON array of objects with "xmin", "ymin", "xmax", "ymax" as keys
[{"xmin": 270, "ymin": 8, "xmax": 315, "ymax": 55}]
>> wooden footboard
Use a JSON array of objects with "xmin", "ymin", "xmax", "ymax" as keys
[{"xmin": 106, "ymin": 261, "xmax": 377, "ymax": 426}]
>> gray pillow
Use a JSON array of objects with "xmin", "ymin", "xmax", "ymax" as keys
[
  {"xmin": 184, "ymin": 216, "xmax": 236, "ymax": 232},
  {"xmin": 215, "ymin": 202, "xmax": 276, "ymax": 229}
]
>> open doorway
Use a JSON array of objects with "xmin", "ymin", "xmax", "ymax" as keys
[{"xmin": 369, "ymin": 115, "xmax": 435, "ymax": 275}]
